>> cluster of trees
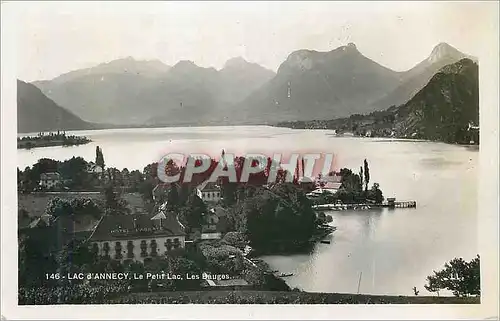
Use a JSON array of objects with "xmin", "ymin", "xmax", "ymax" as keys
[
  {"xmin": 199, "ymin": 243, "xmax": 245, "ymax": 275},
  {"xmin": 17, "ymin": 132, "xmax": 91, "ymax": 149},
  {"xmin": 313, "ymin": 160, "xmax": 384, "ymax": 205},
  {"xmin": 425, "ymin": 255, "xmax": 480, "ymax": 297},
  {"xmin": 45, "ymin": 197, "xmax": 103, "ymax": 219},
  {"xmin": 18, "ymin": 155, "xmax": 151, "ymax": 196},
  {"xmin": 224, "ymin": 184, "xmax": 317, "ymax": 253}
]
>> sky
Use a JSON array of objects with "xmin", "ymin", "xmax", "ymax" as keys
[{"xmin": 12, "ymin": 1, "xmax": 498, "ymax": 82}]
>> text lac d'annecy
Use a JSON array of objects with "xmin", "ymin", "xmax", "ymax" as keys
[{"xmin": 55, "ymin": 272, "xmax": 230, "ymax": 281}]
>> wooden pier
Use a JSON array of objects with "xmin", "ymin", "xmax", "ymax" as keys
[
  {"xmin": 391, "ymin": 200, "xmax": 416, "ymax": 208},
  {"xmin": 312, "ymin": 199, "xmax": 416, "ymax": 211}
]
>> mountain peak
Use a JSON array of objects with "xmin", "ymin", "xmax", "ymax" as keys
[
  {"xmin": 171, "ymin": 60, "xmax": 199, "ymax": 71},
  {"xmin": 346, "ymin": 42, "xmax": 357, "ymax": 50},
  {"xmin": 223, "ymin": 56, "xmax": 249, "ymax": 68},
  {"xmin": 174, "ymin": 60, "xmax": 197, "ymax": 67},
  {"xmin": 428, "ymin": 42, "xmax": 464, "ymax": 64}
]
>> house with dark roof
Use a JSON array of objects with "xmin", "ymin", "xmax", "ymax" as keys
[
  {"xmin": 88, "ymin": 209, "xmax": 186, "ymax": 262},
  {"xmin": 39, "ymin": 172, "xmax": 62, "ymax": 189},
  {"xmin": 196, "ymin": 181, "xmax": 221, "ymax": 203}
]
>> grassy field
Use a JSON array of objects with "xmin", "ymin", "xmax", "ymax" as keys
[{"xmin": 111, "ymin": 290, "xmax": 480, "ymax": 304}]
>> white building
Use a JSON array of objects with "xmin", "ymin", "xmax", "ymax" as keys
[
  {"xmin": 306, "ymin": 182, "xmax": 342, "ymax": 199},
  {"xmin": 87, "ymin": 163, "xmax": 103, "ymax": 174},
  {"xmin": 196, "ymin": 181, "xmax": 221, "ymax": 203},
  {"xmin": 88, "ymin": 210, "xmax": 186, "ymax": 263},
  {"xmin": 39, "ymin": 172, "xmax": 61, "ymax": 189}
]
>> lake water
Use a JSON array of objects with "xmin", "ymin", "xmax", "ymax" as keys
[{"xmin": 17, "ymin": 126, "xmax": 478, "ymax": 295}]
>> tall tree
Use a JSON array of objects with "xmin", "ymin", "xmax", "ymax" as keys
[
  {"xmin": 95, "ymin": 146, "xmax": 105, "ymax": 179},
  {"xmin": 103, "ymin": 184, "xmax": 129, "ymax": 215},
  {"xmin": 167, "ymin": 184, "xmax": 180, "ymax": 207},
  {"xmin": 363, "ymin": 159, "xmax": 370, "ymax": 191}
]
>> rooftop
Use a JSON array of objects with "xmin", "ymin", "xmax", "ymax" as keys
[
  {"xmin": 197, "ymin": 181, "xmax": 220, "ymax": 192},
  {"xmin": 40, "ymin": 172, "xmax": 61, "ymax": 180},
  {"xmin": 323, "ymin": 182, "xmax": 342, "ymax": 189},
  {"xmin": 88, "ymin": 213, "xmax": 185, "ymax": 242}
]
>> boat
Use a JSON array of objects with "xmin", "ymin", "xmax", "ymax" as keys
[
  {"xmin": 278, "ymin": 273, "xmax": 294, "ymax": 277},
  {"xmin": 320, "ymin": 240, "xmax": 331, "ymax": 244}
]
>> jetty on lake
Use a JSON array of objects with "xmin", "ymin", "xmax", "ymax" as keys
[{"xmin": 312, "ymin": 198, "xmax": 416, "ymax": 211}]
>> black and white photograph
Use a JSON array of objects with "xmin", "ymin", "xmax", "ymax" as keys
[{"xmin": 1, "ymin": 1, "xmax": 498, "ymax": 319}]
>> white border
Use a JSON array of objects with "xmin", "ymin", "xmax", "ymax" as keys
[{"xmin": 1, "ymin": 1, "xmax": 498, "ymax": 319}]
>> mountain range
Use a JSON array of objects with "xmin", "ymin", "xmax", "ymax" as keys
[
  {"xmin": 33, "ymin": 56, "xmax": 275, "ymax": 125},
  {"xmin": 276, "ymin": 58, "xmax": 479, "ymax": 144},
  {"xmin": 20, "ymin": 42, "xmax": 475, "ymax": 131}
]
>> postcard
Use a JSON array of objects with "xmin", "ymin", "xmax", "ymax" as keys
[{"xmin": 1, "ymin": 1, "xmax": 498, "ymax": 319}]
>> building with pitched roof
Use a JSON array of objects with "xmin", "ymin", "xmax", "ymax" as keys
[
  {"xmin": 88, "ymin": 207, "xmax": 186, "ymax": 262},
  {"xmin": 306, "ymin": 182, "xmax": 342, "ymax": 199},
  {"xmin": 196, "ymin": 181, "xmax": 221, "ymax": 203},
  {"xmin": 39, "ymin": 172, "xmax": 62, "ymax": 189}
]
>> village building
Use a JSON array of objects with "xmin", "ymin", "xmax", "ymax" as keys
[
  {"xmin": 87, "ymin": 162, "xmax": 103, "ymax": 174},
  {"xmin": 306, "ymin": 182, "xmax": 342, "ymax": 199},
  {"xmin": 196, "ymin": 181, "xmax": 221, "ymax": 203},
  {"xmin": 39, "ymin": 172, "xmax": 62, "ymax": 189},
  {"xmin": 201, "ymin": 206, "xmax": 230, "ymax": 240},
  {"xmin": 88, "ymin": 208, "xmax": 186, "ymax": 263}
]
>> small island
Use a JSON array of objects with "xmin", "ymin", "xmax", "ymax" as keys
[{"xmin": 17, "ymin": 131, "xmax": 91, "ymax": 149}]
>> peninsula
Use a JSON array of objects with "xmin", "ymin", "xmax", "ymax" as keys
[{"xmin": 17, "ymin": 132, "xmax": 91, "ymax": 149}]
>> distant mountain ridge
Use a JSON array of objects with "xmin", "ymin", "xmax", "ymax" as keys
[
  {"xmin": 36, "ymin": 57, "xmax": 171, "ymax": 85},
  {"xmin": 17, "ymin": 80, "xmax": 93, "ymax": 133},
  {"xmin": 235, "ymin": 43, "xmax": 404, "ymax": 124},
  {"xmin": 392, "ymin": 58, "xmax": 478, "ymax": 143},
  {"xmin": 29, "ymin": 42, "xmax": 474, "ymax": 127},
  {"xmin": 33, "ymin": 57, "xmax": 275, "ymax": 125},
  {"xmin": 276, "ymin": 58, "xmax": 479, "ymax": 145},
  {"xmin": 371, "ymin": 42, "xmax": 474, "ymax": 110}
]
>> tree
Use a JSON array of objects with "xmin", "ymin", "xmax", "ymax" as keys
[
  {"xmin": 95, "ymin": 146, "xmax": 105, "ymax": 180},
  {"xmin": 45, "ymin": 197, "xmax": 73, "ymax": 217},
  {"xmin": 18, "ymin": 234, "xmax": 58, "ymax": 288},
  {"xmin": 58, "ymin": 157, "xmax": 89, "ymax": 189},
  {"xmin": 167, "ymin": 184, "xmax": 179, "ymax": 207},
  {"xmin": 363, "ymin": 159, "xmax": 370, "ymax": 191},
  {"xmin": 181, "ymin": 193, "xmax": 206, "ymax": 231},
  {"xmin": 221, "ymin": 231, "xmax": 247, "ymax": 249},
  {"xmin": 232, "ymin": 185, "xmax": 317, "ymax": 251},
  {"xmin": 338, "ymin": 168, "xmax": 363, "ymax": 197},
  {"xmin": 367, "ymin": 183, "xmax": 384, "ymax": 204},
  {"xmin": 359, "ymin": 166, "xmax": 363, "ymax": 188},
  {"xmin": 95, "ymin": 146, "xmax": 105, "ymax": 169},
  {"xmin": 103, "ymin": 184, "xmax": 129, "ymax": 215},
  {"xmin": 424, "ymin": 255, "xmax": 480, "ymax": 297}
]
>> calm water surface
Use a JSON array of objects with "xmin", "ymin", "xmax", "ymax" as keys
[{"xmin": 17, "ymin": 126, "xmax": 478, "ymax": 295}]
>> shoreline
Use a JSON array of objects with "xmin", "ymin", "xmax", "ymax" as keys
[
  {"xmin": 17, "ymin": 140, "xmax": 91, "ymax": 150},
  {"xmin": 17, "ymin": 132, "xmax": 92, "ymax": 150}
]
